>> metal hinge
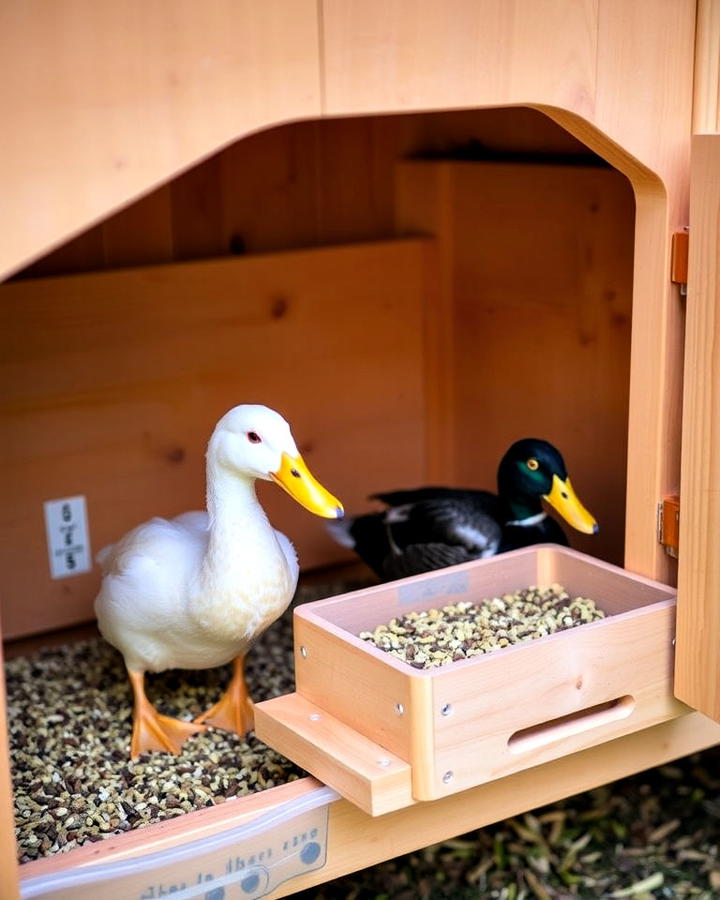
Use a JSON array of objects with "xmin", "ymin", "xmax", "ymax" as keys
[
  {"xmin": 657, "ymin": 495, "xmax": 680, "ymax": 558},
  {"xmin": 671, "ymin": 229, "xmax": 689, "ymax": 297}
]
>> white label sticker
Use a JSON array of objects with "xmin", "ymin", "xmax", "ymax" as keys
[
  {"xmin": 43, "ymin": 496, "xmax": 92, "ymax": 578},
  {"xmin": 397, "ymin": 569, "xmax": 470, "ymax": 606}
]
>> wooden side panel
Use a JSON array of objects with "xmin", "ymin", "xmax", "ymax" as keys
[
  {"xmin": 593, "ymin": 3, "xmax": 692, "ymax": 586},
  {"xmin": 427, "ymin": 603, "xmax": 683, "ymax": 798},
  {"xmin": 675, "ymin": 135, "xmax": 720, "ymax": 721},
  {"xmin": 0, "ymin": 0, "xmax": 322, "ymax": 279},
  {"xmin": 396, "ymin": 161, "xmax": 635, "ymax": 566},
  {"xmin": 0, "ymin": 240, "xmax": 430, "ymax": 637},
  {"xmin": 0, "ymin": 644, "xmax": 20, "ymax": 900},
  {"xmin": 616, "ymin": 192, "xmax": 685, "ymax": 585},
  {"xmin": 293, "ymin": 618, "xmax": 415, "ymax": 761}
]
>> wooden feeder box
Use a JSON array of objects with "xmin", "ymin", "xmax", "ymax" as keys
[{"xmin": 256, "ymin": 546, "xmax": 683, "ymax": 815}]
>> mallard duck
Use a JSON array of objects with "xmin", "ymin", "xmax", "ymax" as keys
[
  {"xmin": 328, "ymin": 438, "xmax": 597, "ymax": 580},
  {"xmin": 95, "ymin": 404, "xmax": 343, "ymax": 759}
]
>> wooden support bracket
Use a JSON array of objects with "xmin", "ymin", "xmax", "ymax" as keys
[
  {"xmin": 658, "ymin": 495, "xmax": 680, "ymax": 558},
  {"xmin": 671, "ymin": 230, "xmax": 689, "ymax": 294},
  {"xmin": 255, "ymin": 693, "xmax": 415, "ymax": 816}
]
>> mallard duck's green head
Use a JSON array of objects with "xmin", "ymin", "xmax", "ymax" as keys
[{"xmin": 497, "ymin": 438, "xmax": 598, "ymax": 534}]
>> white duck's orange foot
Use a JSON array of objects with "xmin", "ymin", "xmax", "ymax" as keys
[
  {"xmin": 131, "ymin": 709, "xmax": 207, "ymax": 759},
  {"xmin": 194, "ymin": 655, "xmax": 254, "ymax": 735},
  {"xmin": 194, "ymin": 691, "xmax": 254, "ymax": 734},
  {"xmin": 127, "ymin": 669, "xmax": 206, "ymax": 759}
]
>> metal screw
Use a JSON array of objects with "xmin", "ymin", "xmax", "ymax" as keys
[
  {"xmin": 442, "ymin": 771, "xmax": 454, "ymax": 784},
  {"xmin": 299, "ymin": 646, "xmax": 308, "ymax": 658},
  {"xmin": 309, "ymin": 713, "xmax": 321, "ymax": 721},
  {"xmin": 441, "ymin": 703, "xmax": 453, "ymax": 717},
  {"xmin": 377, "ymin": 758, "xmax": 391, "ymax": 768},
  {"xmin": 395, "ymin": 703, "xmax": 405, "ymax": 716}
]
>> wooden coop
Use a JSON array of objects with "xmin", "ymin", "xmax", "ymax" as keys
[{"xmin": 2, "ymin": 1, "xmax": 720, "ymax": 897}]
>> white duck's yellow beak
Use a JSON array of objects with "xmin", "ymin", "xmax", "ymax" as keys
[
  {"xmin": 271, "ymin": 453, "xmax": 344, "ymax": 519},
  {"xmin": 543, "ymin": 474, "xmax": 598, "ymax": 535}
]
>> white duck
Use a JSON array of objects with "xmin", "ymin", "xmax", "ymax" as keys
[{"xmin": 95, "ymin": 404, "xmax": 343, "ymax": 759}]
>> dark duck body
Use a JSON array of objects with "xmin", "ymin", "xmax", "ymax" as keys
[{"xmin": 328, "ymin": 438, "xmax": 598, "ymax": 581}]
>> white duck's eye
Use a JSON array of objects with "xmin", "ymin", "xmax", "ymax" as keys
[{"xmin": 247, "ymin": 431, "xmax": 262, "ymax": 444}]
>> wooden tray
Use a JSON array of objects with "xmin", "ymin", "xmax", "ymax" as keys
[{"xmin": 256, "ymin": 546, "xmax": 686, "ymax": 814}]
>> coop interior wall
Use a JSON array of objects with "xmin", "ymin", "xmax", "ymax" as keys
[{"xmin": 0, "ymin": 107, "xmax": 635, "ymax": 641}]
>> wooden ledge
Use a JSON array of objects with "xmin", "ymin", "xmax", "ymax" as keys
[{"xmin": 255, "ymin": 693, "xmax": 414, "ymax": 816}]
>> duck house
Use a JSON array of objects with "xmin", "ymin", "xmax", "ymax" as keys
[{"xmin": 2, "ymin": 2, "xmax": 720, "ymax": 898}]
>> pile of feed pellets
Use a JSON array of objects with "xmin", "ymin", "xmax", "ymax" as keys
[
  {"xmin": 6, "ymin": 581, "xmax": 362, "ymax": 862},
  {"xmin": 359, "ymin": 584, "xmax": 606, "ymax": 668}
]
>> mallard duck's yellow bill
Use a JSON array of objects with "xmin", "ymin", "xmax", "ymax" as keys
[
  {"xmin": 271, "ymin": 452, "xmax": 344, "ymax": 519},
  {"xmin": 543, "ymin": 474, "xmax": 598, "ymax": 535}
]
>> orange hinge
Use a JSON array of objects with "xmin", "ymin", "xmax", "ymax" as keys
[
  {"xmin": 658, "ymin": 495, "xmax": 680, "ymax": 558},
  {"xmin": 671, "ymin": 230, "xmax": 689, "ymax": 290}
]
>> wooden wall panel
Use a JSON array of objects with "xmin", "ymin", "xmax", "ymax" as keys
[
  {"xmin": 321, "ymin": 0, "xmax": 598, "ymax": 120},
  {"xmin": 219, "ymin": 121, "xmax": 323, "ymax": 254},
  {"xmin": 19, "ymin": 229, "xmax": 108, "ymax": 280},
  {"xmin": 674, "ymin": 135, "xmax": 720, "ymax": 721},
  {"xmin": 0, "ymin": 0, "xmax": 322, "ymax": 279},
  {"xmin": 694, "ymin": 0, "xmax": 720, "ymax": 134},
  {"xmin": 102, "ymin": 187, "xmax": 175, "ymax": 269},
  {"xmin": 320, "ymin": 0, "xmax": 695, "ymax": 190},
  {"xmin": 0, "ymin": 0, "xmax": 696, "ymax": 279},
  {"xmin": 396, "ymin": 161, "xmax": 635, "ymax": 566},
  {"xmin": 0, "ymin": 240, "xmax": 432, "ymax": 638},
  {"xmin": 170, "ymin": 160, "xmax": 226, "ymax": 260},
  {"xmin": 15, "ymin": 108, "xmax": 597, "ymax": 280},
  {"xmin": 453, "ymin": 164, "xmax": 634, "ymax": 566},
  {"xmin": 594, "ymin": 0, "xmax": 695, "ymax": 189}
]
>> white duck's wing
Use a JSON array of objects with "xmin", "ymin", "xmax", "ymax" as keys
[
  {"xmin": 94, "ymin": 515, "xmax": 209, "ymax": 671},
  {"xmin": 97, "ymin": 512, "xmax": 208, "ymax": 574},
  {"xmin": 173, "ymin": 510, "xmax": 210, "ymax": 535}
]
